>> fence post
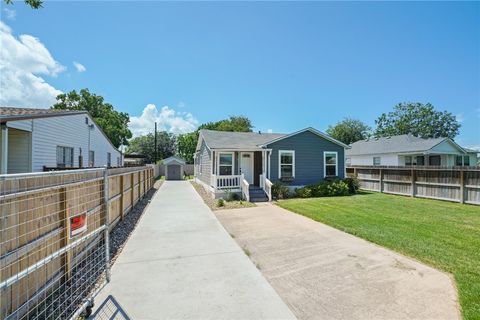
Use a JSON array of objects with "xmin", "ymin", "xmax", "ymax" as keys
[
  {"xmin": 103, "ymin": 169, "xmax": 111, "ymax": 282},
  {"xmin": 60, "ymin": 186, "xmax": 72, "ymax": 280},
  {"xmin": 460, "ymin": 169, "xmax": 465, "ymax": 204},
  {"xmin": 379, "ymin": 168, "xmax": 383, "ymax": 193},
  {"xmin": 130, "ymin": 172, "xmax": 135, "ymax": 208},
  {"xmin": 411, "ymin": 168, "xmax": 416, "ymax": 197},
  {"xmin": 120, "ymin": 174, "xmax": 125, "ymax": 220}
]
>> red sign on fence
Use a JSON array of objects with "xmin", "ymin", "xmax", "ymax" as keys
[{"xmin": 70, "ymin": 213, "xmax": 87, "ymax": 237}]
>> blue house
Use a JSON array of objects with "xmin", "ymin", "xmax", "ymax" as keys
[{"xmin": 193, "ymin": 127, "xmax": 349, "ymax": 202}]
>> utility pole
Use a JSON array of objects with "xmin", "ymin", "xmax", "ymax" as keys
[{"xmin": 154, "ymin": 122, "xmax": 157, "ymax": 164}]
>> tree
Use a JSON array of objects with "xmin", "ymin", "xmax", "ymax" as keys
[
  {"xmin": 326, "ymin": 118, "xmax": 371, "ymax": 145},
  {"xmin": 52, "ymin": 89, "xmax": 132, "ymax": 148},
  {"xmin": 176, "ymin": 133, "xmax": 198, "ymax": 164},
  {"xmin": 127, "ymin": 131, "xmax": 176, "ymax": 164},
  {"xmin": 4, "ymin": 0, "xmax": 42, "ymax": 9},
  {"xmin": 374, "ymin": 103, "xmax": 460, "ymax": 139},
  {"xmin": 198, "ymin": 116, "xmax": 253, "ymax": 132},
  {"xmin": 176, "ymin": 116, "xmax": 254, "ymax": 164}
]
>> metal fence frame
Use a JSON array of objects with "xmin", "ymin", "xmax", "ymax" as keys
[{"xmin": 0, "ymin": 166, "xmax": 153, "ymax": 319}]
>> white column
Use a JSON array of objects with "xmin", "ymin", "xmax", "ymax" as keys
[{"xmin": 1, "ymin": 124, "xmax": 8, "ymax": 174}]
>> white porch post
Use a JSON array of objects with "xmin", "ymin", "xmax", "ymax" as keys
[
  {"xmin": 268, "ymin": 151, "xmax": 271, "ymax": 179},
  {"xmin": 1, "ymin": 124, "xmax": 8, "ymax": 174}
]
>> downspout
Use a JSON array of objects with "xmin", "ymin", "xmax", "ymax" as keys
[{"xmin": 1, "ymin": 124, "xmax": 8, "ymax": 174}]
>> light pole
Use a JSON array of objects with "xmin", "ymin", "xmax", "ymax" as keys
[{"xmin": 154, "ymin": 122, "xmax": 157, "ymax": 164}]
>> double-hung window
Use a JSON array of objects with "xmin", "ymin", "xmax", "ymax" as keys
[
  {"xmin": 324, "ymin": 151, "xmax": 338, "ymax": 177},
  {"xmin": 464, "ymin": 156, "xmax": 470, "ymax": 166},
  {"xmin": 279, "ymin": 150, "xmax": 295, "ymax": 179},
  {"xmin": 57, "ymin": 146, "xmax": 74, "ymax": 168},
  {"xmin": 218, "ymin": 153, "xmax": 233, "ymax": 175}
]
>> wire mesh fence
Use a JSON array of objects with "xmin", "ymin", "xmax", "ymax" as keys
[{"xmin": 0, "ymin": 166, "xmax": 153, "ymax": 320}]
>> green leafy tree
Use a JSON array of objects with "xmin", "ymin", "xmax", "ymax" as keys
[
  {"xmin": 198, "ymin": 116, "xmax": 253, "ymax": 132},
  {"xmin": 176, "ymin": 115, "xmax": 254, "ymax": 164},
  {"xmin": 4, "ymin": 0, "xmax": 42, "ymax": 9},
  {"xmin": 374, "ymin": 103, "xmax": 460, "ymax": 139},
  {"xmin": 52, "ymin": 89, "xmax": 132, "ymax": 148},
  {"xmin": 127, "ymin": 131, "xmax": 176, "ymax": 163},
  {"xmin": 176, "ymin": 132, "xmax": 198, "ymax": 164},
  {"xmin": 326, "ymin": 118, "xmax": 371, "ymax": 145}
]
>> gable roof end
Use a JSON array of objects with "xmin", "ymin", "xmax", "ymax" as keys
[{"xmin": 259, "ymin": 127, "xmax": 350, "ymax": 149}]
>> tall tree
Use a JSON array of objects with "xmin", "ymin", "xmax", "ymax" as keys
[
  {"xmin": 374, "ymin": 103, "xmax": 461, "ymax": 139},
  {"xmin": 326, "ymin": 118, "xmax": 371, "ymax": 145},
  {"xmin": 52, "ymin": 89, "xmax": 132, "ymax": 148},
  {"xmin": 127, "ymin": 131, "xmax": 176, "ymax": 164},
  {"xmin": 4, "ymin": 0, "xmax": 42, "ymax": 9},
  {"xmin": 176, "ymin": 133, "xmax": 198, "ymax": 164},
  {"xmin": 176, "ymin": 115, "xmax": 254, "ymax": 164}
]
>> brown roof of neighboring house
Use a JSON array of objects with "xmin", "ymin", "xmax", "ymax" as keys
[{"xmin": 0, "ymin": 107, "xmax": 86, "ymax": 122}]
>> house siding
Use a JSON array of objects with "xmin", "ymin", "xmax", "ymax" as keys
[
  {"xmin": 196, "ymin": 139, "xmax": 212, "ymax": 185},
  {"xmin": 6, "ymin": 114, "xmax": 121, "ymax": 172},
  {"xmin": 267, "ymin": 130, "xmax": 345, "ymax": 185}
]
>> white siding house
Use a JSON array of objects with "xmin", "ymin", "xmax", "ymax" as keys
[
  {"xmin": 346, "ymin": 134, "xmax": 478, "ymax": 167},
  {"xmin": 0, "ymin": 107, "xmax": 122, "ymax": 173}
]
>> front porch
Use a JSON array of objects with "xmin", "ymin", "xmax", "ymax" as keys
[{"xmin": 209, "ymin": 150, "xmax": 273, "ymax": 202}]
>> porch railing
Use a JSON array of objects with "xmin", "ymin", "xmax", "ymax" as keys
[
  {"xmin": 212, "ymin": 174, "xmax": 241, "ymax": 189},
  {"xmin": 260, "ymin": 174, "xmax": 273, "ymax": 201},
  {"xmin": 240, "ymin": 173, "xmax": 250, "ymax": 201}
]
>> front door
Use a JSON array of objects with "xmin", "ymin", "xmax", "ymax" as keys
[{"xmin": 240, "ymin": 152, "xmax": 254, "ymax": 184}]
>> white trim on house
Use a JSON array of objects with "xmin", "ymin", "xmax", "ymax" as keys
[
  {"xmin": 324, "ymin": 151, "xmax": 338, "ymax": 177},
  {"xmin": 260, "ymin": 127, "xmax": 350, "ymax": 149},
  {"xmin": 217, "ymin": 151, "xmax": 235, "ymax": 176},
  {"xmin": 278, "ymin": 150, "xmax": 295, "ymax": 179}
]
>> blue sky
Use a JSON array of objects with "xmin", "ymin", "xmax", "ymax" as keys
[{"xmin": 1, "ymin": 1, "xmax": 479, "ymax": 148}]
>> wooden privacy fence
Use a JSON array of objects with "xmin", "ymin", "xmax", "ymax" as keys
[
  {"xmin": 0, "ymin": 166, "xmax": 154, "ymax": 320},
  {"xmin": 347, "ymin": 166, "xmax": 480, "ymax": 205}
]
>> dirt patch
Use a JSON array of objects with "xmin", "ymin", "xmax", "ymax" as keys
[{"xmin": 190, "ymin": 181, "xmax": 255, "ymax": 210}]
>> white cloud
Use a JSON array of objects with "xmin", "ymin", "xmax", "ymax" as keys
[
  {"xmin": 467, "ymin": 145, "xmax": 480, "ymax": 152},
  {"xmin": 73, "ymin": 61, "xmax": 86, "ymax": 72},
  {"xmin": 0, "ymin": 21, "xmax": 64, "ymax": 107},
  {"xmin": 129, "ymin": 104, "xmax": 198, "ymax": 136},
  {"xmin": 3, "ymin": 8, "xmax": 16, "ymax": 20}
]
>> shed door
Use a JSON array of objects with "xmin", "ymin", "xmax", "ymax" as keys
[{"xmin": 167, "ymin": 164, "xmax": 182, "ymax": 180}]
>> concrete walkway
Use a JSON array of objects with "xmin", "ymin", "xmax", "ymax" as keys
[
  {"xmin": 215, "ymin": 205, "xmax": 460, "ymax": 320},
  {"xmin": 93, "ymin": 181, "xmax": 295, "ymax": 320}
]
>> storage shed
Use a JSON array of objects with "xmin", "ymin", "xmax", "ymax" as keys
[{"xmin": 163, "ymin": 156, "xmax": 186, "ymax": 180}]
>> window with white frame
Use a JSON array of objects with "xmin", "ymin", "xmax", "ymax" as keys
[
  {"xmin": 218, "ymin": 153, "xmax": 233, "ymax": 175},
  {"xmin": 405, "ymin": 156, "xmax": 412, "ymax": 166},
  {"xmin": 56, "ymin": 146, "xmax": 74, "ymax": 167},
  {"xmin": 346, "ymin": 157, "xmax": 351, "ymax": 166},
  {"xmin": 324, "ymin": 152, "xmax": 338, "ymax": 177},
  {"xmin": 279, "ymin": 150, "xmax": 295, "ymax": 178},
  {"xmin": 373, "ymin": 157, "xmax": 381, "ymax": 166}
]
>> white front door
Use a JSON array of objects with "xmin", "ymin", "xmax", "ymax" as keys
[{"xmin": 240, "ymin": 152, "xmax": 254, "ymax": 184}]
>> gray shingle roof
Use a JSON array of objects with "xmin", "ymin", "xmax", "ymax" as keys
[
  {"xmin": 0, "ymin": 107, "xmax": 86, "ymax": 122},
  {"xmin": 199, "ymin": 130, "xmax": 286, "ymax": 150},
  {"xmin": 346, "ymin": 134, "xmax": 450, "ymax": 156}
]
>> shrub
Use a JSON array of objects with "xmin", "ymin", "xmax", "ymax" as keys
[
  {"xmin": 295, "ymin": 187, "xmax": 312, "ymax": 198},
  {"xmin": 271, "ymin": 181, "xmax": 289, "ymax": 199},
  {"xmin": 343, "ymin": 177, "xmax": 360, "ymax": 194},
  {"xmin": 324, "ymin": 180, "xmax": 349, "ymax": 196},
  {"xmin": 217, "ymin": 198, "xmax": 225, "ymax": 207},
  {"xmin": 227, "ymin": 192, "xmax": 240, "ymax": 201}
]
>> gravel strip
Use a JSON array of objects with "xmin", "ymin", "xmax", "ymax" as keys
[{"xmin": 190, "ymin": 181, "xmax": 256, "ymax": 210}]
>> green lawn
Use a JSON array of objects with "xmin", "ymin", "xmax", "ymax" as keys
[{"xmin": 277, "ymin": 192, "xmax": 480, "ymax": 320}]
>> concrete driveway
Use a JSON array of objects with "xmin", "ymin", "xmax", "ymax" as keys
[
  {"xmin": 215, "ymin": 205, "xmax": 460, "ymax": 320},
  {"xmin": 93, "ymin": 181, "xmax": 295, "ymax": 320}
]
